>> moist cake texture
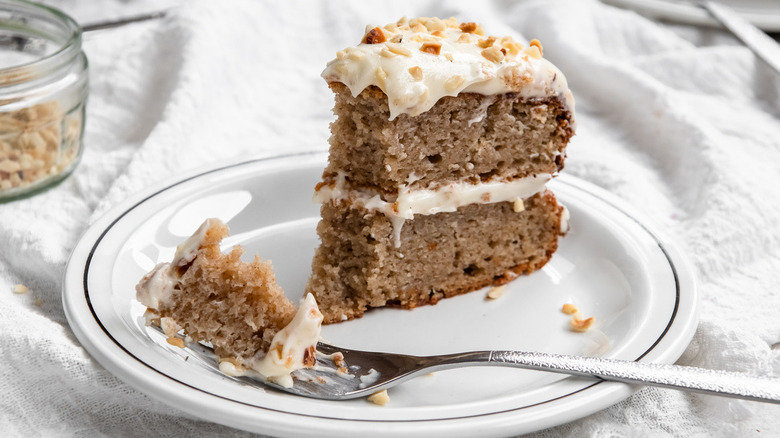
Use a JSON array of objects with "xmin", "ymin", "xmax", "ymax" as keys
[
  {"xmin": 322, "ymin": 83, "xmax": 572, "ymax": 195},
  {"xmin": 136, "ymin": 218, "xmax": 323, "ymax": 387},
  {"xmin": 310, "ymin": 191, "xmax": 564, "ymax": 321},
  {"xmin": 308, "ymin": 17, "xmax": 575, "ymax": 323}
]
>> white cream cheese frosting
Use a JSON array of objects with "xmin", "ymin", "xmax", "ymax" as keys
[
  {"xmin": 252, "ymin": 293, "xmax": 324, "ymax": 388},
  {"xmin": 315, "ymin": 172, "xmax": 552, "ymax": 247},
  {"xmin": 135, "ymin": 218, "xmax": 215, "ymax": 311},
  {"xmin": 322, "ymin": 17, "xmax": 575, "ymax": 121},
  {"xmin": 218, "ymin": 294, "xmax": 324, "ymax": 388},
  {"xmin": 315, "ymin": 172, "xmax": 551, "ymax": 220}
]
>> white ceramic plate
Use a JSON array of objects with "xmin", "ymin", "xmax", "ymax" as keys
[
  {"xmin": 63, "ymin": 151, "xmax": 698, "ymax": 437},
  {"xmin": 602, "ymin": 0, "xmax": 780, "ymax": 32}
]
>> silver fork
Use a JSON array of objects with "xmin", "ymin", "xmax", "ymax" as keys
[{"xmin": 264, "ymin": 342, "xmax": 780, "ymax": 403}]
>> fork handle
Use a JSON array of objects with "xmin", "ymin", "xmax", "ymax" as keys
[{"xmin": 430, "ymin": 351, "xmax": 780, "ymax": 404}]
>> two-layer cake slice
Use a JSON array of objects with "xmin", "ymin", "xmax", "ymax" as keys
[{"xmin": 308, "ymin": 17, "xmax": 575, "ymax": 323}]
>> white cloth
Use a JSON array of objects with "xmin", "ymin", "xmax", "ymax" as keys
[{"xmin": 2, "ymin": 0, "xmax": 779, "ymax": 436}]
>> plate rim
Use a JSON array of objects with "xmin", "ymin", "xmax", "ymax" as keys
[{"xmin": 63, "ymin": 151, "xmax": 699, "ymax": 436}]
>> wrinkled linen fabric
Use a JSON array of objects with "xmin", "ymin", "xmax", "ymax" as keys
[{"xmin": 1, "ymin": 0, "xmax": 779, "ymax": 436}]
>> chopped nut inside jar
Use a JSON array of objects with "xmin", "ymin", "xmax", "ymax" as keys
[{"xmin": 0, "ymin": 101, "xmax": 81, "ymax": 193}]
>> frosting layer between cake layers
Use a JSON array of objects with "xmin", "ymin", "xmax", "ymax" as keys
[
  {"xmin": 322, "ymin": 16, "xmax": 575, "ymax": 121},
  {"xmin": 314, "ymin": 173, "xmax": 553, "ymax": 247}
]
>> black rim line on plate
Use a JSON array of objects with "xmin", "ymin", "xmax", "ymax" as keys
[{"xmin": 81, "ymin": 151, "xmax": 681, "ymax": 424}]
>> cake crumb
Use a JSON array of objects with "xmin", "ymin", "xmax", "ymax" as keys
[
  {"xmin": 561, "ymin": 303, "xmax": 578, "ymax": 315},
  {"xmin": 513, "ymin": 198, "xmax": 525, "ymax": 212},
  {"xmin": 34, "ymin": 297, "xmax": 43, "ymax": 307},
  {"xmin": 166, "ymin": 337, "xmax": 186, "ymax": 348},
  {"xmin": 12, "ymin": 284, "xmax": 28, "ymax": 294},
  {"xmin": 486, "ymin": 285, "xmax": 506, "ymax": 300},
  {"xmin": 160, "ymin": 317, "xmax": 181, "ymax": 338},
  {"xmin": 332, "ymin": 352, "xmax": 346, "ymax": 368},
  {"xmin": 368, "ymin": 389, "xmax": 390, "ymax": 406}
]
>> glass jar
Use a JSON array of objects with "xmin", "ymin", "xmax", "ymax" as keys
[{"xmin": 0, "ymin": 0, "xmax": 88, "ymax": 202}]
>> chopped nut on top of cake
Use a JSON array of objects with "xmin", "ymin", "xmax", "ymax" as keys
[{"xmin": 309, "ymin": 17, "xmax": 575, "ymax": 323}]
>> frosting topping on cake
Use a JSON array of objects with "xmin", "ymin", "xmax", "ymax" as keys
[{"xmin": 322, "ymin": 17, "xmax": 575, "ymax": 120}]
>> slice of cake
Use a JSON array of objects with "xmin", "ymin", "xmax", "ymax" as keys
[
  {"xmin": 136, "ymin": 218, "xmax": 323, "ymax": 387},
  {"xmin": 308, "ymin": 17, "xmax": 575, "ymax": 323}
]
